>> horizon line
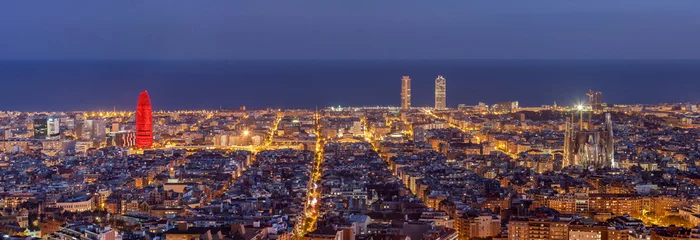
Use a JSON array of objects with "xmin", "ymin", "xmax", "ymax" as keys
[{"xmin": 2, "ymin": 58, "xmax": 700, "ymax": 62}]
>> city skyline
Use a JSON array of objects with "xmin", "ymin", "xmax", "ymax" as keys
[
  {"xmin": 2, "ymin": 95, "xmax": 700, "ymax": 239},
  {"xmin": 2, "ymin": 60, "xmax": 700, "ymax": 112},
  {"xmin": 2, "ymin": 2, "xmax": 700, "ymax": 240}
]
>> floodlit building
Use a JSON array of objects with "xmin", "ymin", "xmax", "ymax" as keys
[
  {"xmin": 564, "ymin": 113, "xmax": 615, "ymax": 169},
  {"xmin": 401, "ymin": 76, "xmax": 411, "ymax": 109},
  {"xmin": 136, "ymin": 91, "xmax": 153, "ymax": 148},
  {"xmin": 33, "ymin": 118, "xmax": 48, "ymax": 139},
  {"xmin": 435, "ymin": 75, "xmax": 446, "ymax": 110}
]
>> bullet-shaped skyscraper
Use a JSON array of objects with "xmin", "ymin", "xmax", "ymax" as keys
[
  {"xmin": 136, "ymin": 91, "xmax": 153, "ymax": 148},
  {"xmin": 435, "ymin": 75, "xmax": 446, "ymax": 110},
  {"xmin": 401, "ymin": 76, "xmax": 411, "ymax": 109}
]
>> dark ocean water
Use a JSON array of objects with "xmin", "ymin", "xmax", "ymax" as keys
[{"xmin": 0, "ymin": 60, "xmax": 698, "ymax": 111}]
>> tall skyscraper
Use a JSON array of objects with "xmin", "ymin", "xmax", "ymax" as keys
[
  {"xmin": 32, "ymin": 118, "xmax": 59, "ymax": 140},
  {"xmin": 587, "ymin": 90, "xmax": 603, "ymax": 112},
  {"xmin": 136, "ymin": 91, "xmax": 153, "ymax": 148},
  {"xmin": 434, "ymin": 75, "xmax": 446, "ymax": 110},
  {"xmin": 47, "ymin": 118, "xmax": 60, "ymax": 139},
  {"xmin": 401, "ymin": 76, "xmax": 411, "ymax": 109},
  {"xmin": 87, "ymin": 119, "xmax": 107, "ymax": 142},
  {"xmin": 33, "ymin": 118, "xmax": 48, "ymax": 139}
]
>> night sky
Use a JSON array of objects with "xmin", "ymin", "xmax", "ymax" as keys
[
  {"xmin": 1, "ymin": 1, "xmax": 699, "ymax": 111},
  {"xmin": 2, "ymin": 1, "xmax": 700, "ymax": 60}
]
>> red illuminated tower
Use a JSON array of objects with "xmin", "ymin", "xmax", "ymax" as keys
[{"xmin": 136, "ymin": 91, "xmax": 153, "ymax": 148}]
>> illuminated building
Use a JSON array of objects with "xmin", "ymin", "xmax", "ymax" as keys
[
  {"xmin": 136, "ymin": 91, "xmax": 153, "ymax": 148},
  {"xmin": 84, "ymin": 119, "xmax": 107, "ymax": 142},
  {"xmin": 491, "ymin": 101, "xmax": 518, "ymax": 113},
  {"xmin": 537, "ymin": 193, "xmax": 643, "ymax": 217},
  {"xmin": 55, "ymin": 195, "xmax": 94, "ymax": 212},
  {"xmin": 435, "ymin": 75, "xmax": 446, "ymax": 110},
  {"xmin": 508, "ymin": 216, "xmax": 570, "ymax": 240},
  {"xmin": 33, "ymin": 118, "xmax": 48, "ymax": 139},
  {"xmin": 568, "ymin": 225, "xmax": 607, "ymax": 240},
  {"xmin": 32, "ymin": 117, "xmax": 61, "ymax": 140},
  {"xmin": 606, "ymin": 113, "xmax": 615, "ymax": 168},
  {"xmin": 587, "ymin": 90, "xmax": 603, "ymax": 112},
  {"xmin": 47, "ymin": 118, "xmax": 60, "ymax": 139},
  {"xmin": 47, "ymin": 224, "xmax": 119, "ymax": 240},
  {"xmin": 567, "ymin": 220, "xmax": 635, "ymax": 240},
  {"xmin": 456, "ymin": 213, "xmax": 501, "ymax": 240},
  {"xmin": 588, "ymin": 194, "xmax": 643, "ymax": 217},
  {"xmin": 564, "ymin": 117, "xmax": 572, "ymax": 166},
  {"xmin": 401, "ymin": 76, "xmax": 411, "ymax": 109},
  {"xmin": 106, "ymin": 131, "xmax": 137, "ymax": 148},
  {"xmin": 650, "ymin": 226, "xmax": 700, "ymax": 240},
  {"xmin": 563, "ymin": 112, "xmax": 615, "ymax": 169}
]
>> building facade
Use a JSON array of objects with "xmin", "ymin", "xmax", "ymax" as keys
[
  {"xmin": 33, "ymin": 118, "xmax": 48, "ymax": 139},
  {"xmin": 136, "ymin": 91, "xmax": 153, "ymax": 148},
  {"xmin": 401, "ymin": 76, "xmax": 411, "ymax": 109},
  {"xmin": 435, "ymin": 75, "xmax": 446, "ymax": 110}
]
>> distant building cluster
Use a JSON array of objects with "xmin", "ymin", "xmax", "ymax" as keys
[{"xmin": 400, "ymin": 75, "xmax": 448, "ymax": 110}]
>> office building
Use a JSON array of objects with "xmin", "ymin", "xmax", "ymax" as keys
[
  {"xmin": 136, "ymin": 91, "xmax": 153, "ymax": 148},
  {"xmin": 492, "ymin": 101, "xmax": 519, "ymax": 113},
  {"xmin": 401, "ymin": 76, "xmax": 411, "ymax": 109},
  {"xmin": 435, "ymin": 75, "xmax": 446, "ymax": 110},
  {"xmin": 47, "ymin": 118, "xmax": 60, "ymax": 139},
  {"xmin": 85, "ymin": 119, "xmax": 107, "ymax": 142},
  {"xmin": 107, "ymin": 131, "xmax": 137, "ymax": 148},
  {"xmin": 33, "ymin": 118, "xmax": 48, "ymax": 139}
]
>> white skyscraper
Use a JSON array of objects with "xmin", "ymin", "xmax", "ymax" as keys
[
  {"xmin": 47, "ymin": 118, "xmax": 60, "ymax": 139},
  {"xmin": 435, "ymin": 75, "xmax": 446, "ymax": 110}
]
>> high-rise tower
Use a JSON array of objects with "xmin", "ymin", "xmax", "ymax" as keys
[
  {"xmin": 587, "ymin": 90, "xmax": 603, "ymax": 112},
  {"xmin": 435, "ymin": 75, "xmax": 446, "ymax": 110},
  {"xmin": 136, "ymin": 91, "xmax": 153, "ymax": 148},
  {"xmin": 401, "ymin": 76, "xmax": 411, "ymax": 109},
  {"xmin": 33, "ymin": 118, "xmax": 48, "ymax": 139}
]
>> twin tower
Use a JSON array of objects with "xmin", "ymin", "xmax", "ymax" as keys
[{"xmin": 401, "ymin": 75, "xmax": 446, "ymax": 110}]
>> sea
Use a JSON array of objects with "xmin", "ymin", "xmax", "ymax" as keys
[{"xmin": 0, "ymin": 60, "xmax": 698, "ymax": 111}]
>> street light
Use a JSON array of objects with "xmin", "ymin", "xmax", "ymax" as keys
[{"xmin": 243, "ymin": 130, "xmax": 249, "ymax": 136}]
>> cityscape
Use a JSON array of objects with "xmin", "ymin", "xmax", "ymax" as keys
[
  {"xmin": 3, "ymin": 1, "xmax": 700, "ymax": 240},
  {"xmin": 0, "ymin": 75, "xmax": 699, "ymax": 240}
]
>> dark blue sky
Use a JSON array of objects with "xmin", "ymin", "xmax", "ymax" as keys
[{"xmin": 2, "ymin": 1, "xmax": 700, "ymax": 60}]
